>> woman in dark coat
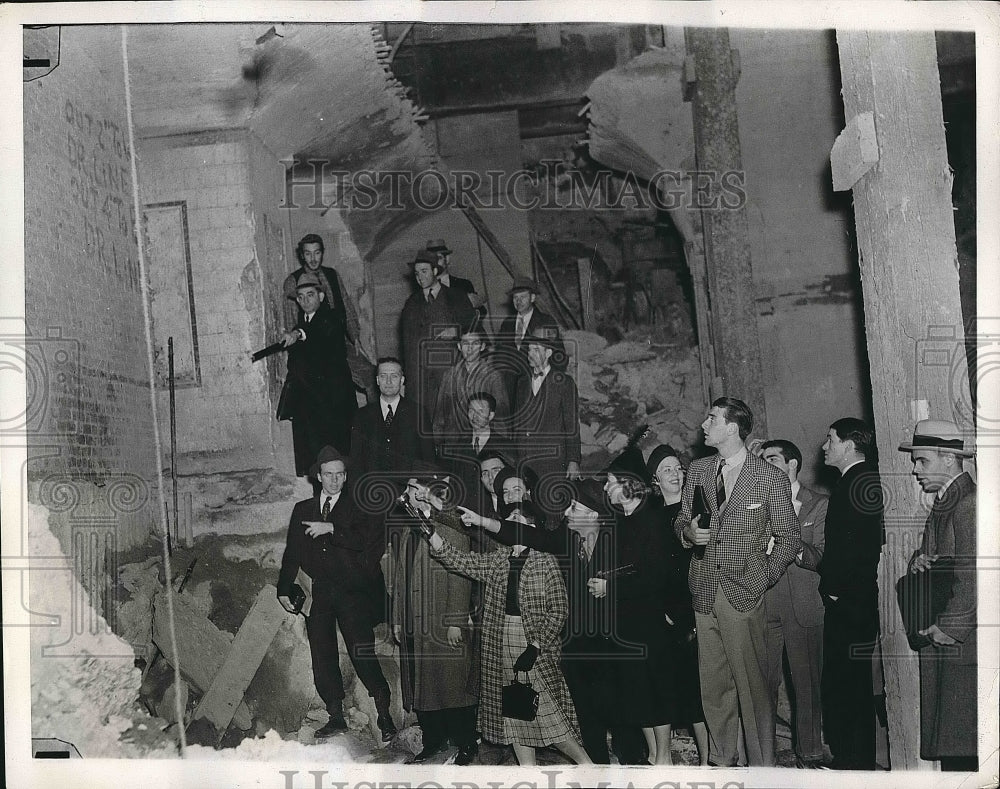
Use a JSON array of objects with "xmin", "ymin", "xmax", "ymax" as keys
[
  {"xmin": 647, "ymin": 444, "xmax": 709, "ymax": 765},
  {"xmin": 590, "ymin": 445, "xmax": 675, "ymax": 764}
]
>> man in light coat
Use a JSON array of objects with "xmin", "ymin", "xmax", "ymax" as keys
[{"xmin": 899, "ymin": 419, "xmax": 977, "ymax": 772}]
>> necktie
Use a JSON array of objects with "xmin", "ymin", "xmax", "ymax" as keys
[
  {"xmin": 305, "ymin": 313, "xmax": 311, "ymax": 323},
  {"xmin": 385, "ymin": 404, "xmax": 394, "ymax": 429},
  {"xmin": 515, "ymin": 315, "xmax": 525, "ymax": 347},
  {"xmin": 322, "ymin": 496, "xmax": 332, "ymax": 519},
  {"xmin": 426, "ymin": 289, "xmax": 436, "ymax": 303},
  {"xmin": 473, "ymin": 436, "xmax": 480, "ymax": 454},
  {"xmin": 715, "ymin": 459, "xmax": 727, "ymax": 509}
]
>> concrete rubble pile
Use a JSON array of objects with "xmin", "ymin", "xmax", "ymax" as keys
[
  {"xmin": 27, "ymin": 502, "xmax": 177, "ymax": 758},
  {"xmin": 567, "ymin": 329, "xmax": 705, "ymax": 464}
]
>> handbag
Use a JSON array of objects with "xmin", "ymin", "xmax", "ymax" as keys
[
  {"xmin": 502, "ymin": 671, "xmax": 539, "ymax": 721},
  {"xmin": 894, "ymin": 557, "xmax": 956, "ymax": 650}
]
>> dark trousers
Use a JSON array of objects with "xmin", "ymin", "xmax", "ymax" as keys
[
  {"xmin": 822, "ymin": 597, "xmax": 878, "ymax": 769},
  {"xmin": 563, "ymin": 649, "xmax": 646, "ymax": 765},
  {"xmin": 306, "ymin": 587, "xmax": 390, "ymax": 714},
  {"xmin": 416, "ymin": 705, "xmax": 478, "ymax": 749}
]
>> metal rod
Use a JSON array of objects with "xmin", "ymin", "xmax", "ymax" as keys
[{"xmin": 168, "ymin": 337, "xmax": 178, "ymax": 549}]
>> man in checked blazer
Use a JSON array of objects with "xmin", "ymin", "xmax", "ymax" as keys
[{"xmin": 673, "ymin": 397, "xmax": 799, "ymax": 766}]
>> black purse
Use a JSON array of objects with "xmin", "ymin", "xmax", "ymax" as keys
[
  {"xmin": 895, "ymin": 557, "xmax": 957, "ymax": 650},
  {"xmin": 502, "ymin": 672, "xmax": 539, "ymax": 721}
]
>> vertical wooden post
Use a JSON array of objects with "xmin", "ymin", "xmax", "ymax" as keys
[
  {"xmin": 835, "ymin": 30, "xmax": 972, "ymax": 770},
  {"xmin": 684, "ymin": 27, "xmax": 768, "ymax": 431},
  {"xmin": 576, "ymin": 257, "xmax": 593, "ymax": 331}
]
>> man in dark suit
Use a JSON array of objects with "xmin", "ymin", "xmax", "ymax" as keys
[
  {"xmin": 674, "ymin": 397, "xmax": 799, "ymax": 767},
  {"xmin": 426, "ymin": 239, "xmax": 482, "ymax": 312},
  {"xmin": 282, "ymin": 233, "xmax": 372, "ymax": 400},
  {"xmin": 760, "ymin": 439, "xmax": 829, "ymax": 768},
  {"xmin": 349, "ymin": 356, "xmax": 433, "ymax": 478},
  {"xmin": 399, "ymin": 250, "xmax": 476, "ymax": 427},
  {"xmin": 277, "ymin": 272, "xmax": 356, "ymax": 476},
  {"xmin": 495, "ymin": 277, "xmax": 559, "ymax": 403},
  {"xmin": 511, "ymin": 332, "xmax": 581, "ymax": 484},
  {"xmin": 818, "ymin": 417, "xmax": 884, "ymax": 770},
  {"xmin": 277, "ymin": 445, "xmax": 397, "ymax": 741},
  {"xmin": 899, "ymin": 419, "xmax": 977, "ymax": 772}
]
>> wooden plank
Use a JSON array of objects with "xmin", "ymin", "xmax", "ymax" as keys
[
  {"xmin": 835, "ymin": 29, "xmax": 970, "ymax": 770},
  {"xmin": 576, "ymin": 257, "xmax": 594, "ymax": 331},
  {"xmin": 152, "ymin": 592, "xmax": 253, "ymax": 730},
  {"xmin": 831, "ymin": 111, "xmax": 879, "ymax": 192},
  {"xmin": 191, "ymin": 584, "xmax": 286, "ymax": 732}
]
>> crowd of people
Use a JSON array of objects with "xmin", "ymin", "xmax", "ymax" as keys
[{"xmin": 274, "ymin": 234, "xmax": 979, "ymax": 770}]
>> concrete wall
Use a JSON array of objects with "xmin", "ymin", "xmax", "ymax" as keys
[
  {"xmin": 137, "ymin": 130, "xmax": 279, "ymax": 472},
  {"xmin": 733, "ymin": 28, "xmax": 871, "ymax": 485},
  {"xmin": 23, "ymin": 26, "xmax": 156, "ymax": 529}
]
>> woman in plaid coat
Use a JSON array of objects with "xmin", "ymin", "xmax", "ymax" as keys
[{"xmin": 428, "ymin": 503, "xmax": 590, "ymax": 765}]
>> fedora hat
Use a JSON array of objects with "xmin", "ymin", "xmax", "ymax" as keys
[
  {"xmin": 426, "ymin": 239, "xmax": 452, "ymax": 255},
  {"xmin": 509, "ymin": 276, "xmax": 539, "ymax": 294},
  {"xmin": 410, "ymin": 249, "xmax": 439, "ymax": 268},
  {"xmin": 295, "ymin": 271, "xmax": 323, "ymax": 290},
  {"xmin": 898, "ymin": 419, "xmax": 974, "ymax": 457},
  {"xmin": 310, "ymin": 445, "xmax": 348, "ymax": 478}
]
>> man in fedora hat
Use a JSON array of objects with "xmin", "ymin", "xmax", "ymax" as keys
[
  {"xmin": 899, "ymin": 419, "xmax": 977, "ymax": 772},
  {"xmin": 277, "ymin": 445, "xmax": 398, "ymax": 741},
  {"xmin": 426, "ymin": 238, "xmax": 482, "ymax": 310},
  {"xmin": 818, "ymin": 417, "xmax": 884, "ymax": 770},
  {"xmin": 277, "ymin": 272, "xmax": 357, "ymax": 476},
  {"xmin": 400, "ymin": 250, "xmax": 476, "ymax": 426},
  {"xmin": 282, "ymin": 233, "xmax": 373, "ymax": 398},
  {"xmin": 511, "ymin": 331, "xmax": 581, "ymax": 483},
  {"xmin": 496, "ymin": 276, "xmax": 559, "ymax": 404}
]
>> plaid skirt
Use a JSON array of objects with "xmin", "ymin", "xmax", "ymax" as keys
[{"xmin": 501, "ymin": 615, "xmax": 575, "ymax": 747}]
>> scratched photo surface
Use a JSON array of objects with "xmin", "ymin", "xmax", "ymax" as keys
[{"xmin": 2, "ymin": 2, "xmax": 997, "ymax": 789}]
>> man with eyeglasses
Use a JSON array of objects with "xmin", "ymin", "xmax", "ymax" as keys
[{"xmin": 277, "ymin": 445, "xmax": 398, "ymax": 742}]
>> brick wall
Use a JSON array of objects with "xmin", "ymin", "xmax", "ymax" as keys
[
  {"xmin": 23, "ymin": 26, "xmax": 156, "ymax": 511},
  {"xmin": 137, "ymin": 130, "xmax": 281, "ymax": 472}
]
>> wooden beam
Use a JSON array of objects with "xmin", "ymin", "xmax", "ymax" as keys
[
  {"xmin": 835, "ymin": 29, "xmax": 972, "ymax": 771},
  {"xmin": 684, "ymin": 27, "xmax": 768, "ymax": 431},
  {"xmin": 190, "ymin": 585, "xmax": 287, "ymax": 734},
  {"xmin": 831, "ymin": 111, "xmax": 880, "ymax": 192}
]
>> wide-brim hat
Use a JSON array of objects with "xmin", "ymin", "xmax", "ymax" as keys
[
  {"xmin": 898, "ymin": 419, "xmax": 974, "ymax": 457},
  {"xmin": 309, "ymin": 445, "xmax": 347, "ymax": 478},
  {"xmin": 509, "ymin": 276, "xmax": 539, "ymax": 294},
  {"xmin": 296, "ymin": 271, "xmax": 323, "ymax": 290},
  {"xmin": 604, "ymin": 442, "xmax": 648, "ymax": 483},
  {"xmin": 426, "ymin": 238, "xmax": 452, "ymax": 255},
  {"xmin": 522, "ymin": 330, "xmax": 563, "ymax": 355},
  {"xmin": 569, "ymin": 477, "xmax": 605, "ymax": 514}
]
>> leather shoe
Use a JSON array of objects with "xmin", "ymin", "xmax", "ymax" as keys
[
  {"xmin": 454, "ymin": 743, "xmax": 478, "ymax": 766},
  {"xmin": 377, "ymin": 714, "xmax": 398, "ymax": 743},
  {"xmin": 796, "ymin": 756, "xmax": 828, "ymax": 769},
  {"xmin": 314, "ymin": 716, "xmax": 347, "ymax": 738},
  {"xmin": 407, "ymin": 741, "xmax": 447, "ymax": 764}
]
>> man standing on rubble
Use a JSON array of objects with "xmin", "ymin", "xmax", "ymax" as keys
[{"xmin": 277, "ymin": 445, "xmax": 398, "ymax": 742}]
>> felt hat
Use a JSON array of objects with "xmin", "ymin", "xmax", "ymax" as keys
[
  {"xmin": 296, "ymin": 271, "xmax": 323, "ymax": 290},
  {"xmin": 309, "ymin": 445, "xmax": 347, "ymax": 478},
  {"xmin": 898, "ymin": 419, "xmax": 974, "ymax": 457},
  {"xmin": 426, "ymin": 238, "xmax": 452, "ymax": 255},
  {"xmin": 605, "ymin": 433, "xmax": 648, "ymax": 483},
  {"xmin": 509, "ymin": 276, "xmax": 539, "ymax": 294},
  {"xmin": 411, "ymin": 249, "xmax": 439, "ymax": 267},
  {"xmin": 646, "ymin": 443, "xmax": 683, "ymax": 481}
]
